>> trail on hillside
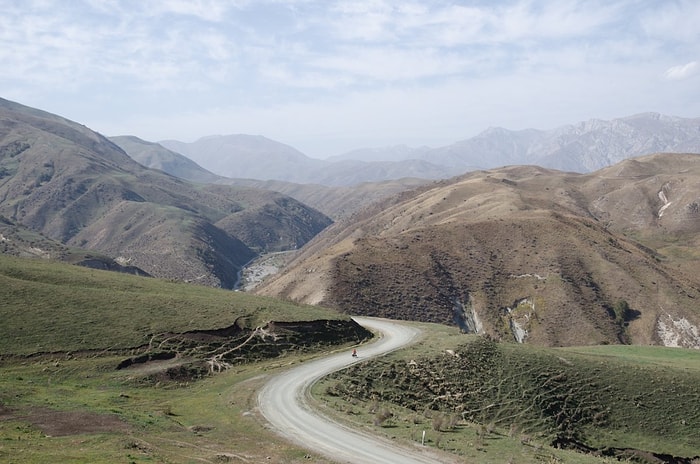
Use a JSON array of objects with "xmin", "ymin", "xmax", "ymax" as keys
[{"xmin": 257, "ymin": 317, "xmax": 461, "ymax": 464}]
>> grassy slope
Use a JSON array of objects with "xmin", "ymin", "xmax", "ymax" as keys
[
  {"xmin": 3, "ymin": 254, "xmax": 698, "ymax": 463},
  {"xmin": 559, "ymin": 344, "xmax": 700, "ymax": 372},
  {"xmin": 0, "ymin": 254, "xmax": 347, "ymax": 355},
  {"xmin": 0, "ymin": 254, "xmax": 355, "ymax": 463},
  {"xmin": 318, "ymin": 322, "xmax": 700, "ymax": 463},
  {"xmin": 0, "ymin": 352, "xmax": 342, "ymax": 463}
]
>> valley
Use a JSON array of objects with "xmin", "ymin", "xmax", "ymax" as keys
[
  {"xmin": 2, "ymin": 97, "xmax": 700, "ymax": 463},
  {"xmin": 237, "ymin": 251, "xmax": 294, "ymax": 291},
  {"xmin": 0, "ymin": 97, "xmax": 331, "ymax": 287}
]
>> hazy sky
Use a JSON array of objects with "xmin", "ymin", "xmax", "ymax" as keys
[{"xmin": 2, "ymin": 0, "xmax": 699, "ymax": 158}]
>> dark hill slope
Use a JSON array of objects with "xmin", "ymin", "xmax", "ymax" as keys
[
  {"xmin": 256, "ymin": 156, "xmax": 700, "ymax": 348},
  {"xmin": 0, "ymin": 97, "xmax": 331, "ymax": 287}
]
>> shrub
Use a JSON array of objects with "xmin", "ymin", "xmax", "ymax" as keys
[{"xmin": 373, "ymin": 408, "xmax": 393, "ymax": 426}]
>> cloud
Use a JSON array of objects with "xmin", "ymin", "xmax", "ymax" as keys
[
  {"xmin": 664, "ymin": 62, "xmax": 699, "ymax": 80},
  {"xmin": 92, "ymin": 58, "xmax": 662, "ymax": 156},
  {"xmin": 641, "ymin": 0, "xmax": 700, "ymax": 43},
  {"xmin": 2, "ymin": 0, "xmax": 700, "ymax": 157},
  {"xmin": 0, "ymin": 1, "xmax": 687, "ymax": 92},
  {"xmin": 325, "ymin": 0, "xmax": 626, "ymax": 48},
  {"xmin": 86, "ymin": 0, "xmax": 233, "ymax": 22}
]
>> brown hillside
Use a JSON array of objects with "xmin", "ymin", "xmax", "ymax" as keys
[
  {"xmin": 215, "ymin": 177, "xmax": 433, "ymax": 220},
  {"xmin": 256, "ymin": 155, "xmax": 700, "ymax": 347},
  {"xmin": 0, "ymin": 98, "xmax": 331, "ymax": 287}
]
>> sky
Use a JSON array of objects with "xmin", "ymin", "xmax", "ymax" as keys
[{"xmin": 1, "ymin": 0, "xmax": 699, "ymax": 159}]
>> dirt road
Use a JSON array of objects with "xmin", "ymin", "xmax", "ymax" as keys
[{"xmin": 257, "ymin": 317, "xmax": 459, "ymax": 463}]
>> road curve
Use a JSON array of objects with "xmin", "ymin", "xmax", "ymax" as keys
[{"xmin": 257, "ymin": 317, "xmax": 455, "ymax": 464}]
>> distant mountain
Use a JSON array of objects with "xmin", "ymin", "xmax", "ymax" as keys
[
  {"xmin": 328, "ymin": 144, "xmax": 432, "ymax": 162},
  {"xmin": 310, "ymin": 158, "xmax": 457, "ymax": 186},
  {"xmin": 114, "ymin": 136, "xmax": 433, "ymax": 219},
  {"xmin": 424, "ymin": 127, "xmax": 542, "ymax": 170},
  {"xmin": 114, "ymin": 113, "xmax": 700, "ymax": 219},
  {"xmin": 256, "ymin": 153, "xmax": 700, "ymax": 349},
  {"xmin": 157, "ymin": 113, "xmax": 700, "ymax": 187},
  {"xmin": 0, "ymin": 97, "xmax": 331, "ymax": 288},
  {"xmin": 159, "ymin": 135, "xmax": 459, "ymax": 186},
  {"xmin": 211, "ymin": 177, "xmax": 433, "ymax": 220},
  {"xmin": 422, "ymin": 113, "xmax": 700, "ymax": 172},
  {"xmin": 160, "ymin": 135, "xmax": 325, "ymax": 182},
  {"xmin": 110, "ymin": 135, "xmax": 222, "ymax": 184}
]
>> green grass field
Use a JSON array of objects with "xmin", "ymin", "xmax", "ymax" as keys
[
  {"xmin": 0, "ymin": 352, "xmax": 340, "ymax": 463},
  {"xmin": 2, "ymin": 254, "xmax": 699, "ymax": 463},
  {"xmin": 0, "ymin": 254, "xmax": 347, "ymax": 355},
  {"xmin": 0, "ymin": 254, "xmax": 354, "ymax": 463},
  {"xmin": 558, "ymin": 344, "xmax": 700, "ymax": 371}
]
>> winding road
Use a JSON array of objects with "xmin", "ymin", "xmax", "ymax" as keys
[{"xmin": 258, "ymin": 317, "xmax": 458, "ymax": 464}]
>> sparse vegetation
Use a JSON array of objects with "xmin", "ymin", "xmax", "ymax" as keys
[
  {"xmin": 259, "ymin": 158, "xmax": 700, "ymax": 351},
  {"xmin": 0, "ymin": 139, "xmax": 30, "ymax": 158},
  {"xmin": 373, "ymin": 407, "xmax": 393, "ymax": 426},
  {"xmin": 318, "ymin": 323, "xmax": 700, "ymax": 463},
  {"xmin": 0, "ymin": 351, "xmax": 339, "ymax": 463},
  {"xmin": 612, "ymin": 299, "xmax": 632, "ymax": 323}
]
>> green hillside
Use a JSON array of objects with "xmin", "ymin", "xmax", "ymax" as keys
[
  {"xmin": 322, "ymin": 330, "xmax": 700, "ymax": 462},
  {"xmin": 0, "ymin": 254, "xmax": 353, "ymax": 356},
  {"xmin": 0, "ymin": 254, "xmax": 371, "ymax": 463}
]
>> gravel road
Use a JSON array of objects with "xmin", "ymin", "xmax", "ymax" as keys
[{"xmin": 258, "ymin": 317, "xmax": 460, "ymax": 463}]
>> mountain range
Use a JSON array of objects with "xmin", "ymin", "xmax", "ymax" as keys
[
  {"xmin": 115, "ymin": 113, "xmax": 700, "ymax": 219},
  {"xmin": 152, "ymin": 113, "xmax": 700, "ymax": 186},
  {"xmin": 2, "ymin": 95, "xmax": 700, "ymax": 349},
  {"xmin": 111, "ymin": 135, "xmax": 430, "ymax": 220},
  {"xmin": 0, "ymin": 97, "xmax": 330, "ymax": 287},
  {"xmin": 159, "ymin": 135, "xmax": 457, "ymax": 186}
]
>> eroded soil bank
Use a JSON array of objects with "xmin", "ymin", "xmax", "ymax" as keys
[{"xmin": 117, "ymin": 318, "xmax": 372, "ymax": 381}]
